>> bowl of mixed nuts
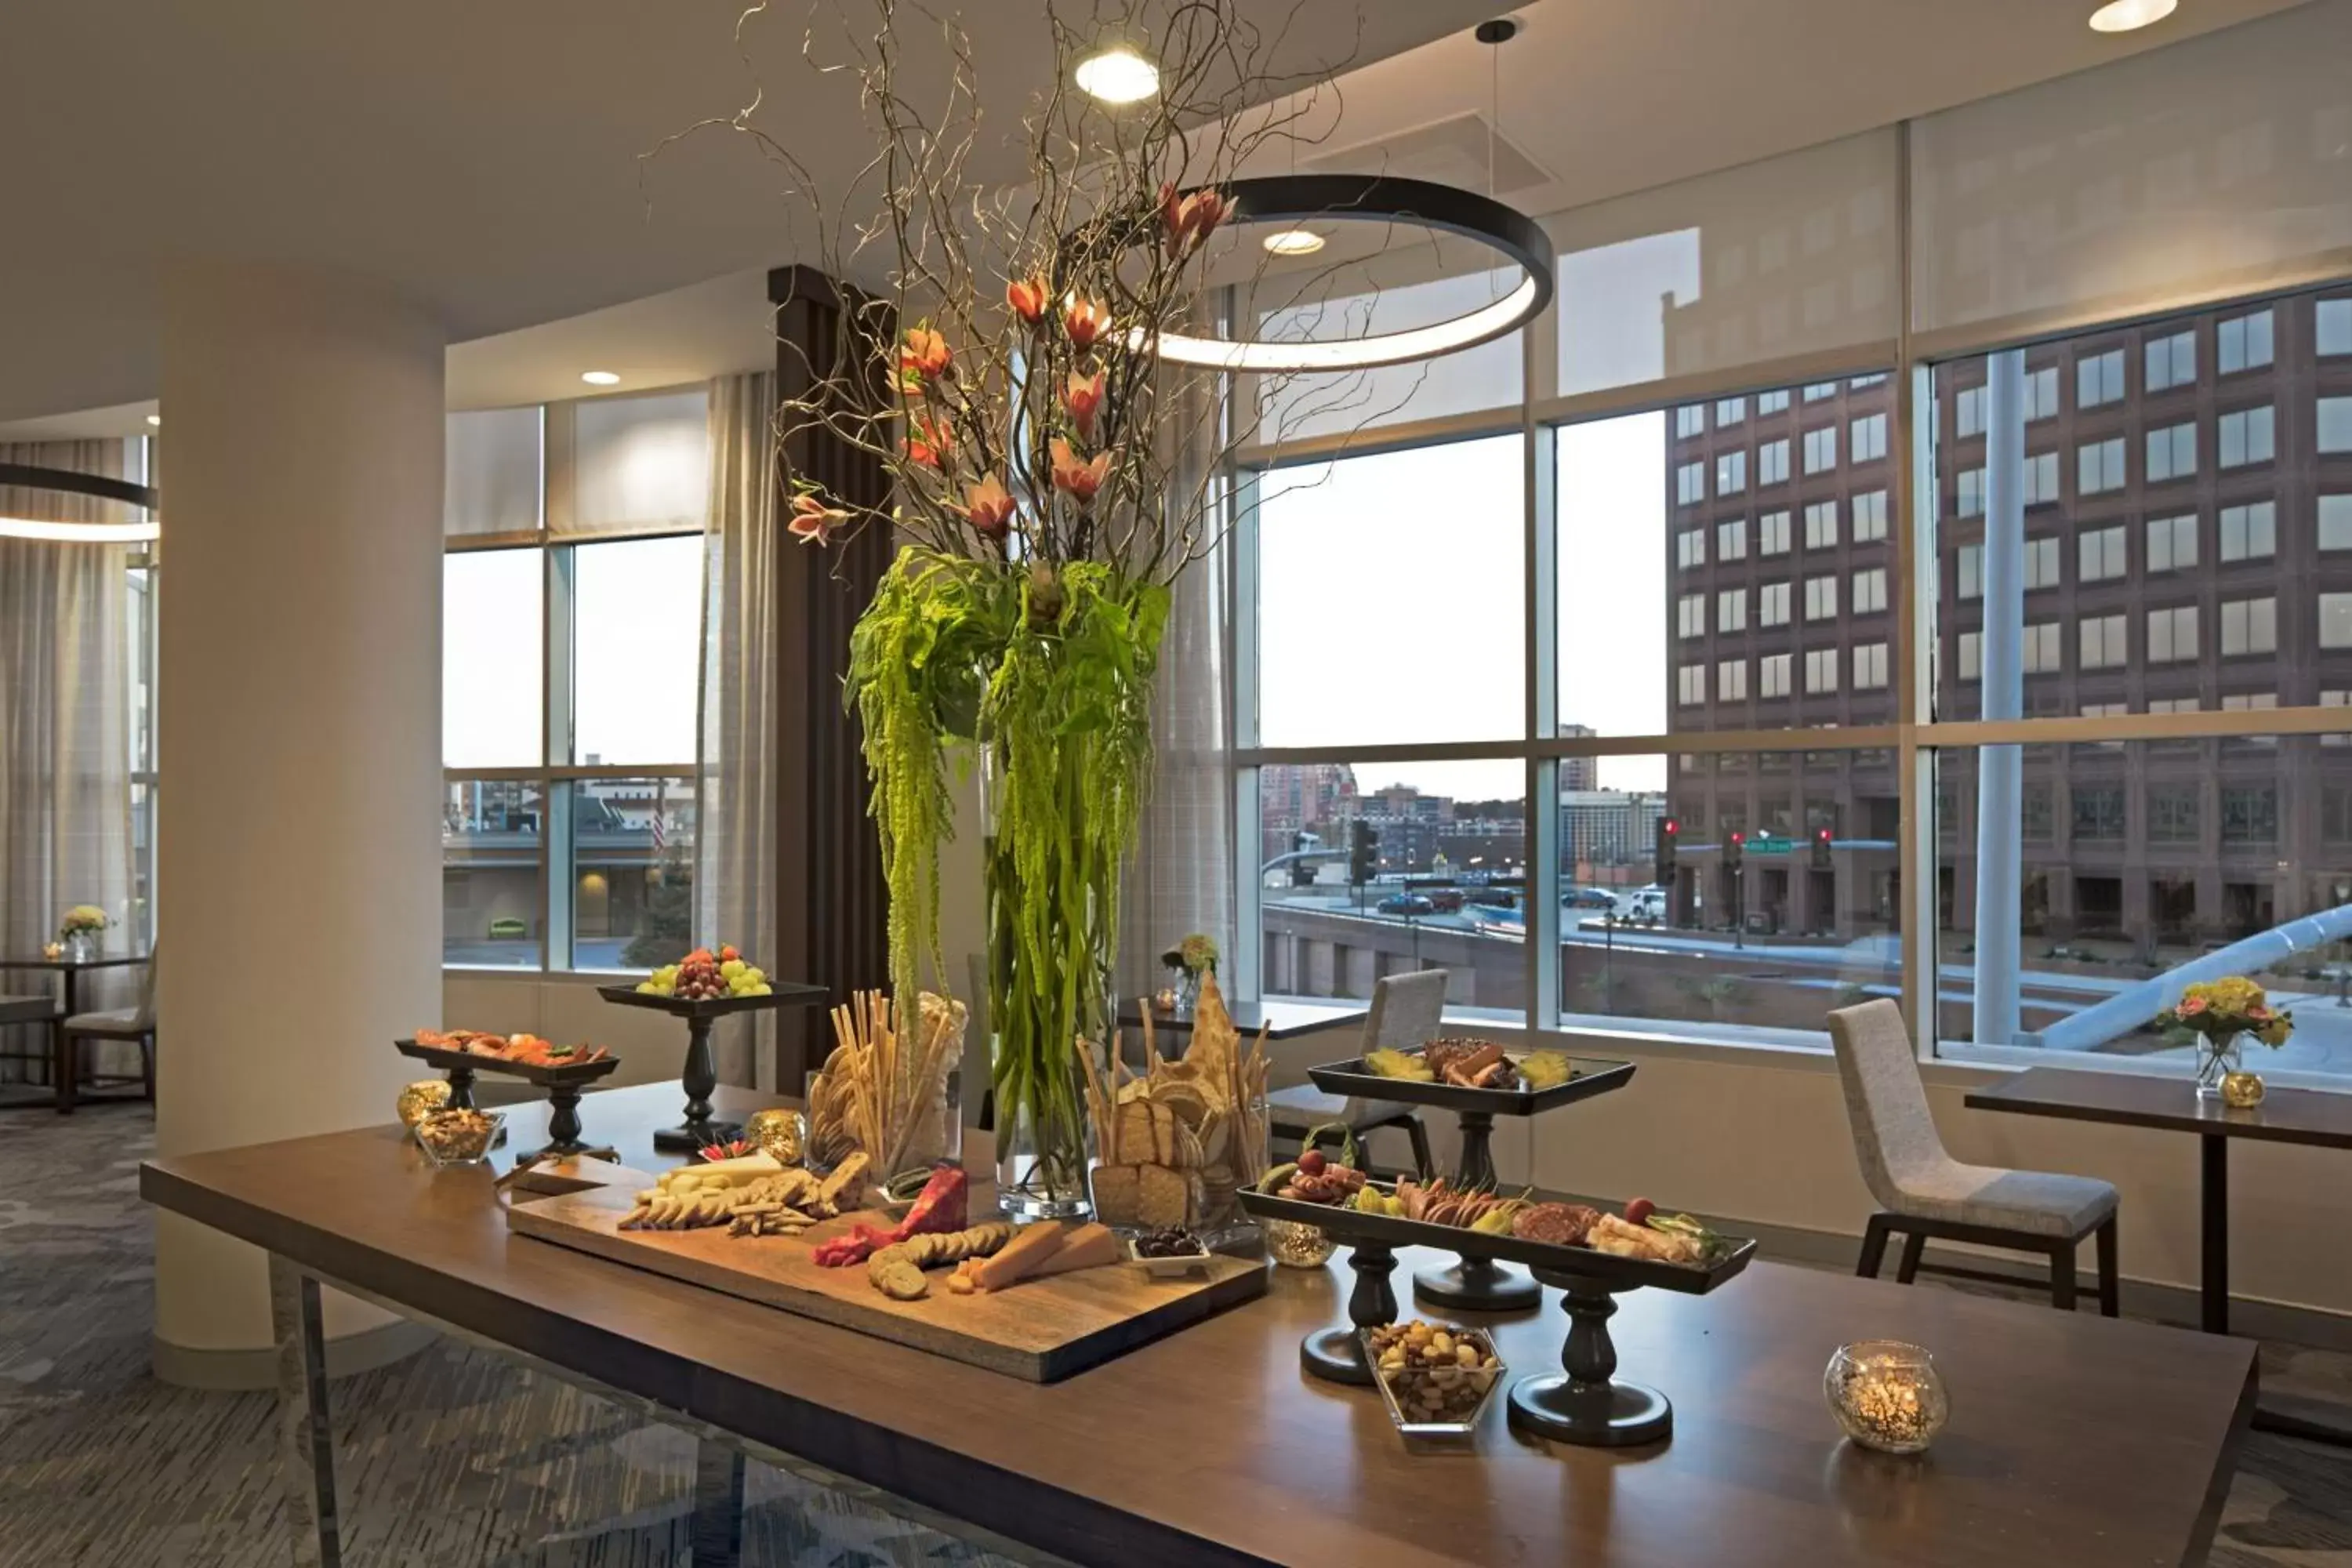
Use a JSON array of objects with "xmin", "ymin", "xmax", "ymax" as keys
[
  {"xmin": 1362, "ymin": 1319, "xmax": 1506, "ymax": 1440},
  {"xmin": 414, "ymin": 1107, "xmax": 504, "ymax": 1167}
]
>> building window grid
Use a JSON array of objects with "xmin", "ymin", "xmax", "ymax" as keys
[{"xmin": 1236, "ymin": 278, "xmax": 2352, "ymax": 1051}]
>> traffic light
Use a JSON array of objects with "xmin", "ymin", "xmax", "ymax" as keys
[
  {"xmin": 1349, "ymin": 818, "xmax": 1378, "ymax": 886},
  {"xmin": 1653, "ymin": 816, "xmax": 1678, "ymax": 887},
  {"xmin": 1812, "ymin": 826, "xmax": 1835, "ymax": 871},
  {"xmin": 1724, "ymin": 829, "xmax": 1744, "ymax": 872},
  {"xmin": 1290, "ymin": 831, "xmax": 1315, "ymax": 886}
]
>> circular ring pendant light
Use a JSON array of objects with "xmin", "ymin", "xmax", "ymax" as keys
[
  {"xmin": 0, "ymin": 463, "xmax": 161, "ymax": 543},
  {"xmin": 1134, "ymin": 173, "xmax": 1552, "ymax": 372}
]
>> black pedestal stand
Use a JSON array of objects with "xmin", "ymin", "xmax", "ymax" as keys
[
  {"xmin": 513, "ymin": 1081, "xmax": 618, "ymax": 1167},
  {"xmin": 1413, "ymin": 1110, "xmax": 1540, "ymax": 1312},
  {"xmin": 1300, "ymin": 1243, "xmax": 1399, "ymax": 1388},
  {"xmin": 1505, "ymin": 1269, "xmax": 1671, "ymax": 1447},
  {"xmin": 654, "ymin": 1011, "xmax": 739, "ymax": 1153}
]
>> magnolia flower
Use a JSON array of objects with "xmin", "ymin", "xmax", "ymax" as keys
[
  {"xmin": 899, "ymin": 325, "xmax": 952, "ymax": 382},
  {"xmin": 1159, "ymin": 182, "xmax": 1231, "ymax": 253},
  {"xmin": 959, "ymin": 474, "xmax": 1017, "ymax": 539},
  {"xmin": 1006, "ymin": 275, "xmax": 1049, "ymax": 325},
  {"xmin": 2177, "ymin": 995, "xmax": 2209, "ymax": 1016},
  {"xmin": 787, "ymin": 491, "xmax": 848, "ymax": 546},
  {"xmin": 1063, "ymin": 369, "xmax": 1106, "ymax": 440},
  {"xmin": 1049, "ymin": 437, "xmax": 1110, "ymax": 503},
  {"xmin": 903, "ymin": 415, "xmax": 949, "ymax": 469},
  {"xmin": 1062, "ymin": 296, "xmax": 1112, "ymax": 350}
]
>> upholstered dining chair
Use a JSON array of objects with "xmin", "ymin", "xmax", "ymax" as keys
[
  {"xmin": 56, "ymin": 945, "xmax": 158, "ymax": 1114},
  {"xmin": 1828, "ymin": 998, "xmax": 2119, "ymax": 1315},
  {"xmin": 1267, "ymin": 968, "xmax": 1445, "ymax": 1181}
]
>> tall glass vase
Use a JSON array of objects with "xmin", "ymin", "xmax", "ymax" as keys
[
  {"xmin": 2194, "ymin": 1035, "xmax": 2244, "ymax": 1102},
  {"xmin": 980, "ymin": 742, "xmax": 1111, "ymax": 1221}
]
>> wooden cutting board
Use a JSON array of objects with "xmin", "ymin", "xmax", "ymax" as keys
[{"xmin": 506, "ymin": 1181, "xmax": 1269, "ymax": 1382}]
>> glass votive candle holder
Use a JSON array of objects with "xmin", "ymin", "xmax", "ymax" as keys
[
  {"xmin": 1824, "ymin": 1340, "xmax": 1948, "ymax": 1454},
  {"xmin": 1263, "ymin": 1216, "xmax": 1337, "ymax": 1269}
]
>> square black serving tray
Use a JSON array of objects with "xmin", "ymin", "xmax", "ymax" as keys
[
  {"xmin": 393, "ymin": 1037, "xmax": 623, "ymax": 1090},
  {"xmin": 1305, "ymin": 1053, "xmax": 1636, "ymax": 1118},
  {"xmin": 593, "ymin": 982, "xmax": 826, "ymax": 1018}
]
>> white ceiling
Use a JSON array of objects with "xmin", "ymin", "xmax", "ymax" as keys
[
  {"xmin": 0, "ymin": 0, "xmax": 2313, "ymax": 440},
  {"xmin": 0, "ymin": 0, "xmax": 1497, "ymax": 430}
]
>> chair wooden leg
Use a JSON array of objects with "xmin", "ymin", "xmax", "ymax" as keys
[
  {"xmin": 2095, "ymin": 1215, "xmax": 2119, "ymax": 1319},
  {"xmin": 2049, "ymin": 1238, "xmax": 2078, "ymax": 1312},
  {"xmin": 1857, "ymin": 1214, "xmax": 1892, "ymax": 1279},
  {"xmin": 1895, "ymin": 1231, "xmax": 1926, "ymax": 1285},
  {"xmin": 53, "ymin": 1025, "xmax": 77, "ymax": 1115},
  {"xmin": 1403, "ymin": 1116, "xmax": 1434, "ymax": 1183}
]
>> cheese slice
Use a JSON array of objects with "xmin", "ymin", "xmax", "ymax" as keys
[
  {"xmin": 969, "ymin": 1220, "xmax": 1070, "ymax": 1291},
  {"xmin": 1026, "ymin": 1222, "xmax": 1116, "ymax": 1278}
]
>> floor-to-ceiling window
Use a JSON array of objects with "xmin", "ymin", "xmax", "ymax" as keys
[
  {"xmin": 1232, "ymin": 1, "xmax": 2352, "ymax": 1087},
  {"xmin": 441, "ymin": 389, "xmax": 709, "ymax": 974}
]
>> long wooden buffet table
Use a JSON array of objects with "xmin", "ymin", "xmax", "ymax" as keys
[{"xmin": 142, "ymin": 1083, "xmax": 2254, "ymax": 1567}]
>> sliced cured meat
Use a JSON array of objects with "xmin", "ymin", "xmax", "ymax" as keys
[{"xmin": 1512, "ymin": 1202, "xmax": 1602, "ymax": 1246}]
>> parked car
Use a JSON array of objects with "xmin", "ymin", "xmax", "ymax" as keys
[
  {"xmin": 1617, "ymin": 889, "xmax": 1668, "ymax": 921},
  {"xmin": 488, "ymin": 916, "xmax": 529, "ymax": 940},
  {"xmin": 1376, "ymin": 893, "xmax": 1435, "ymax": 916},
  {"xmin": 1422, "ymin": 888, "xmax": 1466, "ymax": 913},
  {"xmin": 1563, "ymin": 887, "xmax": 1616, "ymax": 909}
]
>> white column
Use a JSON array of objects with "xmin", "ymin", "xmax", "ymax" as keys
[
  {"xmin": 152, "ymin": 263, "xmax": 445, "ymax": 1386},
  {"xmin": 1971, "ymin": 350, "xmax": 2026, "ymax": 1046}
]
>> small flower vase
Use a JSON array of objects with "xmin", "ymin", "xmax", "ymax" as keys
[
  {"xmin": 1173, "ymin": 967, "xmax": 1202, "ymax": 1019},
  {"xmin": 2194, "ymin": 1036, "xmax": 2244, "ymax": 1102},
  {"xmin": 62, "ymin": 930, "xmax": 98, "ymax": 964}
]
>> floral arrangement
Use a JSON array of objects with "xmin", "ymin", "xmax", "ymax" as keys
[
  {"xmin": 1161, "ymin": 934, "xmax": 1220, "ymax": 977},
  {"xmin": 58, "ymin": 905, "xmax": 110, "ymax": 939},
  {"xmin": 2156, "ymin": 977, "xmax": 2293, "ymax": 1049},
  {"xmin": 717, "ymin": 0, "xmax": 1352, "ymax": 1214}
]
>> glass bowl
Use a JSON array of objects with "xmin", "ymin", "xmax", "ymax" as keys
[
  {"xmin": 1363, "ymin": 1321, "xmax": 1506, "ymax": 1439},
  {"xmin": 1263, "ymin": 1216, "xmax": 1337, "ymax": 1269},
  {"xmin": 414, "ymin": 1108, "xmax": 505, "ymax": 1167},
  {"xmin": 1825, "ymin": 1340, "xmax": 1948, "ymax": 1454}
]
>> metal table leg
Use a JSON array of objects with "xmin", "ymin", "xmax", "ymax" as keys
[
  {"xmin": 268, "ymin": 1254, "xmax": 342, "ymax": 1568},
  {"xmin": 2196, "ymin": 1133, "xmax": 2352, "ymax": 1445},
  {"xmin": 2199, "ymin": 1132, "xmax": 2228, "ymax": 1336},
  {"xmin": 691, "ymin": 1437, "xmax": 746, "ymax": 1565}
]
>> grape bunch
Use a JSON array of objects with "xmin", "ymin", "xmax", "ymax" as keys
[{"xmin": 636, "ymin": 943, "xmax": 775, "ymax": 1000}]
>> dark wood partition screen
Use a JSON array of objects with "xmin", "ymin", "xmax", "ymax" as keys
[{"xmin": 769, "ymin": 265, "xmax": 893, "ymax": 1087}]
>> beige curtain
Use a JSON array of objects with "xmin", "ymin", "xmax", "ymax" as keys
[
  {"xmin": 1122, "ymin": 346, "xmax": 1237, "ymax": 1004},
  {"xmin": 0, "ymin": 441, "xmax": 135, "ymax": 1082},
  {"xmin": 695, "ymin": 372, "xmax": 781, "ymax": 1091}
]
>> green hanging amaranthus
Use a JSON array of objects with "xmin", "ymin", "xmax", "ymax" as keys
[{"xmin": 757, "ymin": 0, "xmax": 1342, "ymax": 1214}]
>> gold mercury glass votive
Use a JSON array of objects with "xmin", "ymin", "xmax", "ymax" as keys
[
  {"xmin": 2222, "ymin": 1070, "xmax": 2267, "ymax": 1109},
  {"xmin": 746, "ymin": 1106, "xmax": 807, "ymax": 1165},
  {"xmin": 1825, "ymin": 1340, "xmax": 1949, "ymax": 1454},
  {"xmin": 1264, "ymin": 1216, "xmax": 1338, "ymax": 1269},
  {"xmin": 397, "ymin": 1079, "xmax": 452, "ymax": 1130}
]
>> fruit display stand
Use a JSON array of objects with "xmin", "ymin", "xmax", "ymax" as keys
[
  {"xmin": 597, "ymin": 984, "xmax": 826, "ymax": 1151},
  {"xmin": 1236, "ymin": 1185, "xmax": 1754, "ymax": 1447},
  {"xmin": 392, "ymin": 1038, "xmax": 622, "ymax": 1161},
  {"xmin": 1301, "ymin": 1054, "xmax": 1636, "ymax": 1311}
]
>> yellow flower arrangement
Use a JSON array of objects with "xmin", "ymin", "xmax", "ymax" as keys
[{"xmin": 2157, "ymin": 977, "xmax": 2293, "ymax": 1050}]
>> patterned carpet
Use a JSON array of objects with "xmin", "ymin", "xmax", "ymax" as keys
[
  {"xmin": 2, "ymin": 1105, "xmax": 2349, "ymax": 1565},
  {"xmin": 0, "ymin": 1105, "xmax": 1044, "ymax": 1568}
]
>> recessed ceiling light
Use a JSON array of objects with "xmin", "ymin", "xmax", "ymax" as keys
[
  {"xmin": 145, "ymin": 415, "xmax": 161, "ymax": 426},
  {"xmin": 2088, "ymin": 0, "xmax": 2177, "ymax": 33},
  {"xmin": 1074, "ymin": 48, "xmax": 1158, "ymax": 103},
  {"xmin": 1261, "ymin": 229, "xmax": 1327, "ymax": 257},
  {"xmin": 581, "ymin": 370, "xmax": 621, "ymax": 386}
]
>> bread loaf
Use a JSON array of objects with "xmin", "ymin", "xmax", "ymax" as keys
[{"xmin": 1089, "ymin": 1164, "xmax": 1142, "ymax": 1228}]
